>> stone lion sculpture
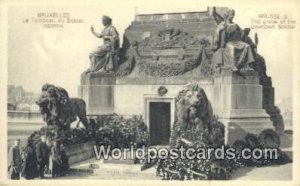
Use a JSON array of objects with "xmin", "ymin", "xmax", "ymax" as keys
[
  {"xmin": 170, "ymin": 82, "xmax": 224, "ymax": 147},
  {"xmin": 36, "ymin": 84, "xmax": 90, "ymax": 130},
  {"xmin": 176, "ymin": 84, "xmax": 213, "ymax": 131}
]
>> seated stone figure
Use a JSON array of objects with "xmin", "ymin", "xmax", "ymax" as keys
[
  {"xmin": 86, "ymin": 15, "xmax": 120, "ymax": 74},
  {"xmin": 213, "ymin": 9, "xmax": 254, "ymax": 71}
]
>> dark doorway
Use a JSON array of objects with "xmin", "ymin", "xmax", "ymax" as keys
[{"xmin": 149, "ymin": 102, "xmax": 171, "ymax": 145}]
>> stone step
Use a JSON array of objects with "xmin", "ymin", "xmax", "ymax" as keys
[
  {"xmin": 92, "ymin": 163, "xmax": 159, "ymax": 180},
  {"xmin": 103, "ymin": 158, "xmax": 135, "ymax": 164},
  {"xmin": 70, "ymin": 158, "xmax": 159, "ymax": 179}
]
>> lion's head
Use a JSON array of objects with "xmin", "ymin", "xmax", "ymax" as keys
[
  {"xmin": 171, "ymin": 82, "xmax": 224, "ymax": 147},
  {"xmin": 175, "ymin": 83, "xmax": 213, "ymax": 130},
  {"xmin": 36, "ymin": 92, "xmax": 50, "ymax": 107}
]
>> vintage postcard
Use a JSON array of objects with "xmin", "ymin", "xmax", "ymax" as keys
[{"xmin": 0, "ymin": 0, "xmax": 299, "ymax": 185}]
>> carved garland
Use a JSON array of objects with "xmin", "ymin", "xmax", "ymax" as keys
[
  {"xmin": 138, "ymin": 57, "xmax": 199, "ymax": 77},
  {"xmin": 116, "ymin": 28, "xmax": 215, "ymax": 77},
  {"xmin": 137, "ymin": 51, "xmax": 214, "ymax": 77}
]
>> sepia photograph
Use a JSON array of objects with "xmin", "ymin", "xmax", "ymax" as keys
[{"xmin": 0, "ymin": 0, "xmax": 299, "ymax": 185}]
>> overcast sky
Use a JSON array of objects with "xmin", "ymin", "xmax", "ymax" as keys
[{"xmin": 7, "ymin": 0, "xmax": 295, "ymax": 102}]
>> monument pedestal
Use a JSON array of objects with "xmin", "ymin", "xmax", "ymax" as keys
[
  {"xmin": 213, "ymin": 69, "xmax": 274, "ymax": 144},
  {"xmin": 78, "ymin": 72, "xmax": 116, "ymax": 115}
]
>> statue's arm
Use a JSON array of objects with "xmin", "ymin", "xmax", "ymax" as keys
[
  {"xmin": 92, "ymin": 31, "xmax": 103, "ymax": 38},
  {"xmin": 213, "ymin": 22, "xmax": 226, "ymax": 50},
  {"xmin": 213, "ymin": 29, "xmax": 220, "ymax": 50},
  {"xmin": 91, "ymin": 26, "xmax": 103, "ymax": 38}
]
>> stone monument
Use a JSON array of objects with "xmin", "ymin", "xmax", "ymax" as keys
[
  {"xmin": 80, "ymin": 15, "xmax": 118, "ymax": 115},
  {"xmin": 79, "ymin": 7, "xmax": 284, "ymax": 144}
]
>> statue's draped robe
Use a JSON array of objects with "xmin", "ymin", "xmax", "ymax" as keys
[
  {"xmin": 89, "ymin": 25, "xmax": 119, "ymax": 72},
  {"xmin": 213, "ymin": 22, "xmax": 254, "ymax": 69}
]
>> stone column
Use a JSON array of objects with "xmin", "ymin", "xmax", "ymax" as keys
[
  {"xmin": 78, "ymin": 72, "xmax": 115, "ymax": 115},
  {"xmin": 213, "ymin": 69, "xmax": 274, "ymax": 144}
]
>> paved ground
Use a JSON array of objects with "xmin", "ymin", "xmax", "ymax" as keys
[
  {"xmin": 7, "ymin": 122, "xmax": 293, "ymax": 180},
  {"xmin": 61, "ymin": 159, "xmax": 159, "ymax": 180},
  {"xmin": 15, "ymin": 160, "xmax": 292, "ymax": 180},
  {"xmin": 58, "ymin": 158, "xmax": 292, "ymax": 180}
]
